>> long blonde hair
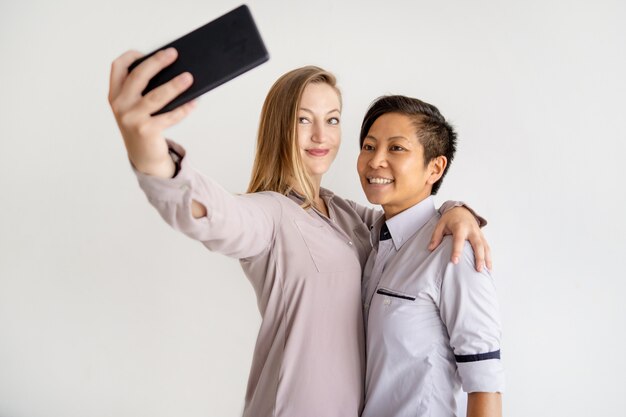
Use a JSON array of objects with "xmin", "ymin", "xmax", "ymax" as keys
[{"xmin": 247, "ymin": 66, "xmax": 341, "ymax": 208}]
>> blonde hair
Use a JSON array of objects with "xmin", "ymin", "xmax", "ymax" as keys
[{"xmin": 247, "ymin": 66, "xmax": 341, "ymax": 208}]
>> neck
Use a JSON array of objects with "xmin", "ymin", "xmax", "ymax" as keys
[
  {"xmin": 382, "ymin": 192, "xmax": 431, "ymax": 220},
  {"xmin": 309, "ymin": 173, "xmax": 322, "ymax": 199},
  {"xmin": 291, "ymin": 173, "xmax": 323, "ymax": 200},
  {"xmin": 291, "ymin": 175, "xmax": 328, "ymax": 215}
]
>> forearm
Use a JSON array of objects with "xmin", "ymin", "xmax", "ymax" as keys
[
  {"xmin": 467, "ymin": 392, "xmax": 502, "ymax": 417},
  {"xmin": 134, "ymin": 144, "xmax": 279, "ymax": 258},
  {"xmin": 438, "ymin": 201, "xmax": 487, "ymax": 228}
]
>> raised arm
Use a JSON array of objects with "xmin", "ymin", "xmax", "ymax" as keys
[
  {"xmin": 109, "ymin": 49, "xmax": 277, "ymax": 259},
  {"xmin": 109, "ymin": 48, "xmax": 209, "ymax": 216}
]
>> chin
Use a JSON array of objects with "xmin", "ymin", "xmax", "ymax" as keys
[
  {"xmin": 309, "ymin": 164, "xmax": 331, "ymax": 176},
  {"xmin": 362, "ymin": 192, "xmax": 384, "ymax": 205}
]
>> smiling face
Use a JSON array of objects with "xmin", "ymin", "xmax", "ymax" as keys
[
  {"xmin": 357, "ymin": 112, "xmax": 447, "ymax": 218},
  {"xmin": 297, "ymin": 82, "xmax": 342, "ymax": 184}
]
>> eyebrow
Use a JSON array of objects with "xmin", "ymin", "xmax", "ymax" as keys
[
  {"xmin": 364, "ymin": 135, "xmax": 410, "ymax": 142},
  {"xmin": 299, "ymin": 107, "xmax": 341, "ymax": 115}
]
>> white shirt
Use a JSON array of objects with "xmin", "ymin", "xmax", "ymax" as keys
[{"xmin": 361, "ymin": 197, "xmax": 505, "ymax": 417}]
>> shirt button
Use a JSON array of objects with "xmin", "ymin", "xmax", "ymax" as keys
[
  {"xmin": 180, "ymin": 184, "xmax": 190, "ymax": 191},
  {"xmin": 348, "ymin": 241, "xmax": 353, "ymax": 246},
  {"xmin": 384, "ymin": 298, "xmax": 391, "ymax": 306}
]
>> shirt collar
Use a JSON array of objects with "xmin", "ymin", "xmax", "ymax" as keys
[
  {"xmin": 289, "ymin": 187, "xmax": 335, "ymax": 201},
  {"xmin": 372, "ymin": 196, "xmax": 436, "ymax": 251},
  {"xmin": 288, "ymin": 188, "xmax": 336, "ymax": 218}
]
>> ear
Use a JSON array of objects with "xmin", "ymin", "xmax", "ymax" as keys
[{"xmin": 426, "ymin": 156, "xmax": 447, "ymax": 185}]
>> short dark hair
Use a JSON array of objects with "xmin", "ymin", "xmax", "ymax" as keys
[{"xmin": 359, "ymin": 95, "xmax": 457, "ymax": 195}]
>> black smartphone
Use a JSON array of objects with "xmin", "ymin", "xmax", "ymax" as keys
[{"xmin": 128, "ymin": 4, "xmax": 269, "ymax": 115}]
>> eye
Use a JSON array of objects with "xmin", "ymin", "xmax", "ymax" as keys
[
  {"xmin": 390, "ymin": 145, "xmax": 406, "ymax": 151},
  {"xmin": 328, "ymin": 117, "xmax": 340, "ymax": 125},
  {"xmin": 298, "ymin": 117, "xmax": 311, "ymax": 124},
  {"xmin": 362, "ymin": 143, "xmax": 375, "ymax": 151}
]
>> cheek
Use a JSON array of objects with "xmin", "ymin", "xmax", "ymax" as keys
[
  {"xmin": 397, "ymin": 159, "xmax": 426, "ymax": 187},
  {"xmin": 356, "ymin": 155, "xmax": 367, "ymax": 174},
  {"xmin": 331, "ymin": 130, "xmax": 341, "ymax": 149},
  {"xmin": 296, "ymin": 127, "xmax": 306, "ymax": 149}
]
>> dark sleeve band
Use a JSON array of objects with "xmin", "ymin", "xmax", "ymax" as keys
[
  {"xmin": 455, "ymin": 350, "xmax": 501, "ymax": 363},
  {"xmin": 168, "ymin": 147, "xmax": 182, "ymax": 178}
]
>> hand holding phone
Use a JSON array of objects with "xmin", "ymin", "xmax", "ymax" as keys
[
  {"xmin": 108, "ymin": 5, "xmax": 269, "ymax": 178},
  {"xmin": 128, "ymin": 5, "xmax": 269, "ymax": 115},
  {"xmin": 109, "ymin": 48, "xmax": 195, "ymax": 178}
]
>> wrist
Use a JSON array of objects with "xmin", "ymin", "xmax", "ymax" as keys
[{"xmin": 130, "ymin": 153, "xmax": 176, "ymax": 178}]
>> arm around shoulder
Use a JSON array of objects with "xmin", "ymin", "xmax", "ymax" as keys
[
  {"xmin": 347, "ymin": 199, "xmax": 382, "ymax": 229},
  {"xmin": 432, "ymin": 201, "xmax": 492, "ymax": 271}
]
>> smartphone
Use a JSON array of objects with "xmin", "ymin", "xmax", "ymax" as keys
[{"xmin": 128, "ymin": 4, "xmax": 269, "ymax": 115}]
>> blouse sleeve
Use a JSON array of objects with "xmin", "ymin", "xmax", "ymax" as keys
[
  {"xmin": 132, "ymin": 140, "xmax": 281, "ymax": 259},
  {"xmin": 438, "ymin": 201, "xmax": 488, "ymax": 227}
]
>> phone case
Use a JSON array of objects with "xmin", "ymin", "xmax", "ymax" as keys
[{"xmin": 128, "ymin": 4, "xmax": 269, "ymax": 115}]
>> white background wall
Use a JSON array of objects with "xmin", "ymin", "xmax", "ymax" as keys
[{"xmin": 1, "ymin": 0, "xmax": 625, "ymax": 416}]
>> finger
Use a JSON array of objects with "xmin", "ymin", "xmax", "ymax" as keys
[
  {"xmin": 484, "ymin": 238, "xmax": 493, "ymax": 271},
  {"xmin": 138, "ymin": 72, "xmax": 194, "ymax": 115},
  {"xmin": 151, "ymin": 99, "xmax": 198, "ymax": 131},
  {"xmin": 450, "ymin": 233, "xmax": 467, "ymax": 266},
  {"xmin": 123, "ymin": 47, "xmax": 179, "ymax": 99},
  {"xmin": 428, "ymin": 221, "xmax": 446, "ymax": 251},
  {"xmin": 467, "ymin": 233, "xmax": 485, "ymax": 272},
  {"xmin": 109, "ymin": 50, "xmax": 144, "ymax": 104}
]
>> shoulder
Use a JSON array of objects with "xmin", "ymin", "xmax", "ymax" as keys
[
  {"xmin": 432, "ymin": 236, "xmax": 494, "ymax": 293},
  {"xmin": 248, "ymin": 191, "xmax": 314, "ymax": 221},
  {"xmin": 434, "ymin": 235, "xmax": 480, "ymax": 267},
  {"xmin": 412, "ymin": 215, "xmax": 484, "ymax": 274},
  {"xmin": 320, "ymin": 188, "xmax": 355, "ymax": 207}
]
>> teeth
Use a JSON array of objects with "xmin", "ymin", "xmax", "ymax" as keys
[{"xmin": 369, "ymin": 178, "xmax": 394, "ymax": 184}]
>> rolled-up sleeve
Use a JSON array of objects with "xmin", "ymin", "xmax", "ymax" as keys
[
  {"xmin": 437, "ymin": 241, "xmax": 505, "ymax": 393},
  {"xmin": 133, "ymin": 140, "xmax": 280, "ymax": 259}
]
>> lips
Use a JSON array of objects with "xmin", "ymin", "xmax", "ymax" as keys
[{"xmin": 306, "ymin": 149, "xmax": 330, "ymax": 157}]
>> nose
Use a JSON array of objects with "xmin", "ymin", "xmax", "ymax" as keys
[
  {"xmin": 310, "ymin": 120, "xmax": 326, "ymax": 143},
  {"xmin": 368, "ymin": 147, "xmax": 388, "ymax": 168}
]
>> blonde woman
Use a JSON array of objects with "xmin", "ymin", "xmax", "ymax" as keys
[{"xmin": 108, "ymin": 48, "xmax": 491, "ymax": 417}]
